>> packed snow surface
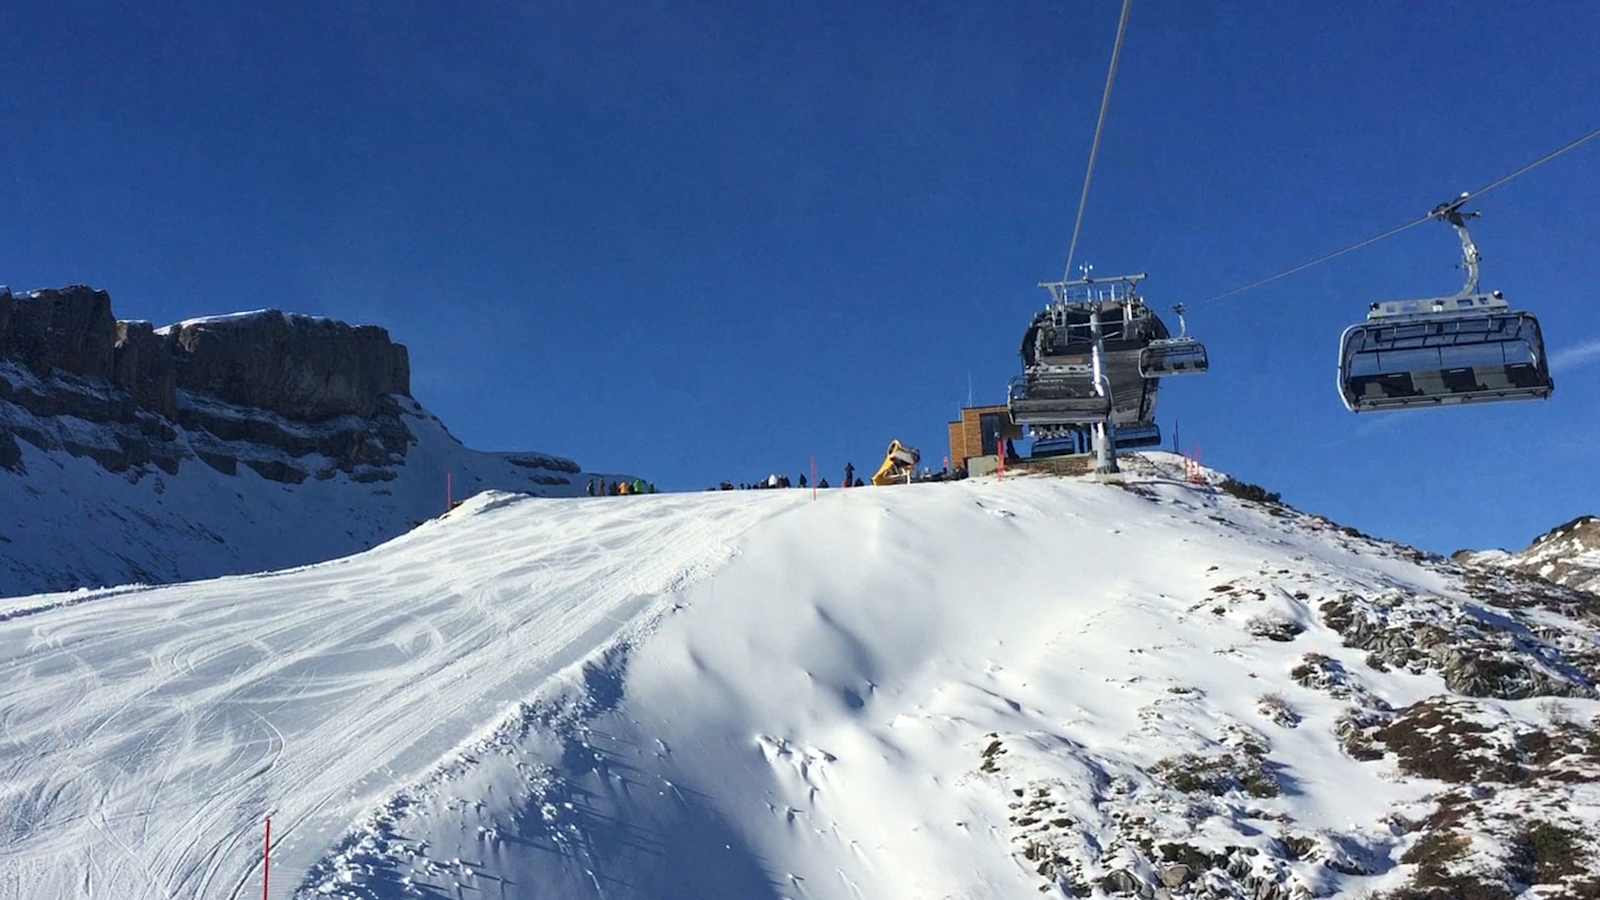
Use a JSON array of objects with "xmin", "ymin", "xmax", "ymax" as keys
[{"xmin": 2, "ymin": 455, "xmax": 1597, "ymax": 899}]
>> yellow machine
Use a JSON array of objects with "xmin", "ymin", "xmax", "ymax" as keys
[{"xmin": 871, "ymin": 440, "xmax": 921, "ymax": 486}]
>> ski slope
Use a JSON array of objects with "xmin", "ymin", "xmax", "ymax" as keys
[
  {"xmin": 0, "ymin": 489, "xmax": 803, "ymax": 899},
  {"xmin": 2, "ymin": 455, "xmax": 1598, "ymax": 899}
]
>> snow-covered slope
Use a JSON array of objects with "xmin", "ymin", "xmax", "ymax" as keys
[
  {"xmin": 3, "ymin": 456, "xmax": 1598, "ymax": 900},
  {"xmin": 0, "ymin": 386, "xmax": 613, "ymax": 596}
]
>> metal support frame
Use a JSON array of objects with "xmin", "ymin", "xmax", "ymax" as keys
[
  {"xmin": 1088, "ymin": 301, "xmax": 1119, "ymax": 474},
  {"xmin": 1030, "ymin": 271, "xmax": 1140, "ymax": 474},
  {"xmin": 1430, "ymin": 193, "xmax": 1481, "ymax": 297}
]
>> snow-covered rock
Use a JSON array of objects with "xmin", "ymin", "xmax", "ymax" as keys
[
  {"xmin": 3, "ymin": 454, "xmax": 1597, "ymax": 899},
  {"xmin": 1458, "ymin": 515, "xmax": 1600, "ymax": 597}
]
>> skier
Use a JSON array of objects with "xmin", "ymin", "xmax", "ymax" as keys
[
  {"xmin": 586, "ymin": 479, "xmax": 595, "ymax": 497},
  {"xmin": 843, "ymin": 462, "xmax": 855, "ymax": 487}
]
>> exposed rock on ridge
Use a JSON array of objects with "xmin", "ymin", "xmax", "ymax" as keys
[
  {"xmin": 0, "ymin": 285, "xmax": 411, "ymax": 424},
  {"xmin": 0, "ymin": 285, "xmax": 421, "ymax": 481},
  {"xmin": 1456, "ymin": 515, "xmax": 1600, "ymax": 598},
  {"xmin": 163, "ymin": 309, "xmax": 410, "ymax": 421},
  {"xmin": 0, "ymin": 284, "xmax": 600, "ymax": 595}
]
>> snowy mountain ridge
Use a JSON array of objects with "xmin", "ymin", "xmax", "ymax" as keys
[
  {"xmin": 1456, "ymin": 514, "xmax": 1600, "ymax": 598},
  {"xmin": 3, "ymin": 455, "xmax": 1597, "ymax": 900},
  {"xmin": 0, "ymin": 285, "xmax": 616, "ymax": 595}
]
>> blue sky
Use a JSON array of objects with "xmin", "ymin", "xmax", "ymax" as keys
[{"xmin": 3, "ymin": 1, "xmax": 1597, "ymax": 553}]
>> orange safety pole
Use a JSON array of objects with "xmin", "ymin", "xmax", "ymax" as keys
[{"xmin": 263, "ymin": 816, "xmax": 271, "ymax": 900}]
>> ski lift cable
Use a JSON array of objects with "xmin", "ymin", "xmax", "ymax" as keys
[
  {"xmin": 1196, "ymin": 125, "xmax": 1600, "ymax": 306},
  {"xmin": 1060, "ymin": 0, "xmax": 1135, "ymax": 283}
]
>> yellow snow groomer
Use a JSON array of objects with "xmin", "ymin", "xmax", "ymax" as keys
[{"xmin": 871, "ymin": 440, "xmax": 921, "ymax": 486}]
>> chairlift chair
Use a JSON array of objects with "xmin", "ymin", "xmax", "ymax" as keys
[
  {"xmin": 1138, "ymin": 304, "xmax": 1210, "ymax": 378},
  {"xmin": 1007, "ymin": 371, "xmax": 1114, "ymax": 425},
  {"xmin": 1113, "ymin": 422, "xmax": 1162, "ymax": 449},
  {"xmin": 1336, "ymin": 197, "xmax": 1554, "ymax": 412}
]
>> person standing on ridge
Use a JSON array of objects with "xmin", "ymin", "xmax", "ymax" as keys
[{"xmin": 843, "ymin": 462, "xmax": 855, "ymax": 487}]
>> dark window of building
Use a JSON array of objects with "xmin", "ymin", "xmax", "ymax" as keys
[{"xmin": 979, "ymin": 413, "xmax": 1001, "ymax": 456}]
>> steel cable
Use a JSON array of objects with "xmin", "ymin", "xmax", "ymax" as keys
[
  {"xmin": 1061, "ymin": 0, "xmax": 1134, "ymax": 283},
  {"xmin": 1196, "ymin": 126, "xmax": 1600, "ymax": 305}
]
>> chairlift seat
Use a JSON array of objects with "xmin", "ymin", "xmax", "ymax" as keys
[
  {"xmin": 1139, "ymin": 338, "xmax": 1209, "ymax": 378},
  {"xmin": 1007, "ymin": 374, "xmax": 1114, "ymax": 424},
  {"xmin": 1113, "ymin": 422, "xmax": 1162, "ymax": 449},
  {"xmin": 1337, "ymin": 299, "xmax": 1553, "ymax": 412}
]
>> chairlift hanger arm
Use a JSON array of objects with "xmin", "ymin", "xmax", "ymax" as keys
[
  {"xmin": 1429, "ymin": 193, "xmax": 1481, "ymax": 296},
  {"xmin": 1195, "ymin": 126, "xmax": 1600, "ymax": 306}
]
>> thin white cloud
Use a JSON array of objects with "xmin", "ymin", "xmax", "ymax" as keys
[{"xmin": 1551, "ymin": 338, "xmax": 1600, "ymax": 372}]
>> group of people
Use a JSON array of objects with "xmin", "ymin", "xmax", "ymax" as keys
[
  {"xmin": 590, "ymin": 459, "xmax": 966, "ymax": 498},
  {"xmin": 710, "ymin": 462, "xmax": 865, "ymax": 492},
  {"xmin": 587, "ymin": 477, "xmax": 655, "ymax": 496}
]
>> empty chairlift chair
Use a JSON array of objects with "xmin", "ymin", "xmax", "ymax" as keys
[
  {"xmin": 1113, "ymin": 421, "xmax": 1162, "ymax": 449},
  {"xmin": 1337, "ymin": 295, "xmax": 1552, "ymax": 411},
  {"xmin": 1007, "ymin": 370, "xmax": 1114, "ymax": 425},
  {"xmin": 1335, "ymin": 197, "xmax": 1554, "ymax": 413},
  {"xmin": 1138, "ymin": 304, "xmax": 1210, "ymax": 378}
]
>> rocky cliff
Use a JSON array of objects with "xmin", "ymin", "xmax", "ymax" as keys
[
  {"xmin": 0, "ymin": 284, "xmax": 610, "ymax": 595},
  {"xmin": 0, "ymin": 286, "xmax": 421, "ymax": 480}
]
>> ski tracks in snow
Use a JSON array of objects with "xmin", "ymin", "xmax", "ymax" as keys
[{"xmin": 0, "ymin": 489, "xmax": 804, "ymax": 900}]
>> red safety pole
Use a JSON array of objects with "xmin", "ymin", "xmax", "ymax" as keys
[
  {"xmin": 446, "ymin": 471, "xmax": 453, "ymax": 511},
  {"xmin": 263, "ymin": 816, "xmax": 271, "ymax": 900},
  {"xmin": 997, "ymin": 437, "xmax": 1006, "ymax": 481}
]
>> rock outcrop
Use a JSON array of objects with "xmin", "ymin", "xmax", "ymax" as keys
[
  {"xmin": 165, "ymin": 310, "xmax": 410, "ymax": 421},
  {"xmin": 113, "ymin": 320, "xmax": 178, "ymax": 419},
  {"xmin": 1457, "ymin": 515, "xmax": 1600, "ymax": 598},
  {"xmin": 0, "ymin": 285, "xmax": 118, "ymax": 380},
  {"xmin": 0, "ymin": 284, "xmax": 601, "ymax": 595},
  {"xmin": 0, "ymin": 286, "xmax": 411, "ymax": 424},
  {"xmin": 0, "ymin": 286, "xmax": 418, "ymax": 481}
]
